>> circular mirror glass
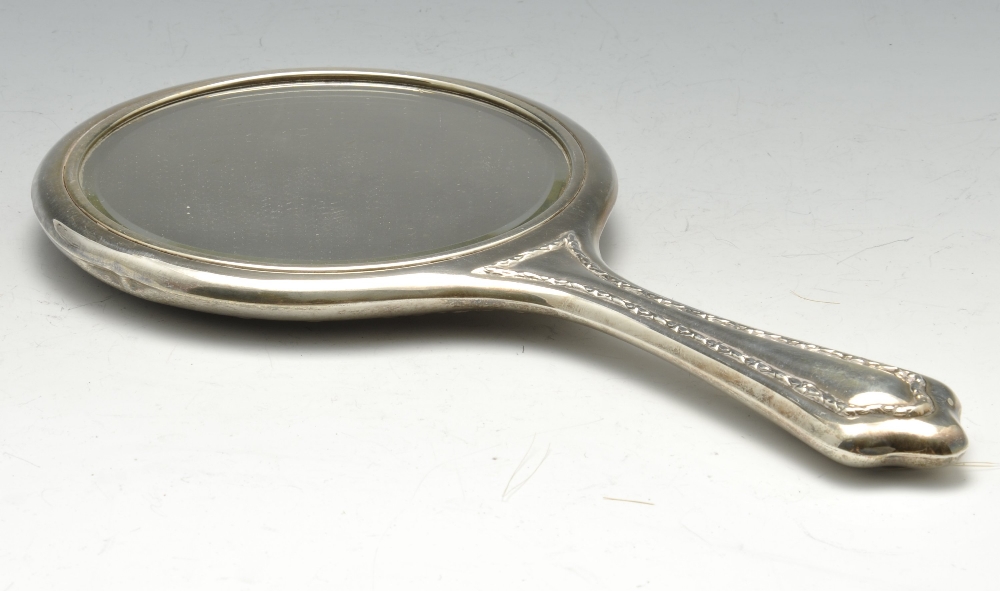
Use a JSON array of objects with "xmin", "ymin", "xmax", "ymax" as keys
[{"xmin": 79, "ymin": 83, "xmax": 571, "ymax": 268}]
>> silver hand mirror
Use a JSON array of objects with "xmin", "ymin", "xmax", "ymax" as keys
[{"xmin": 34, "ymin": 69, "xmax": 967, "ymax": 468}]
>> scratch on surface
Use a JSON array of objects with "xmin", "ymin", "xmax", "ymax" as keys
[
  {"xmin": 952, "ymin": 461, "xmax": 998, "ymax": 468},
  {"xmin": 502, "ymin": 435, "xmax": 550, "ymax": 501},
  {"xmin": 706, "ymin": 231, "xmax": 738, "ymax": 250},
  {"xmin": 3, "ymin": 451, "xmax": 40, "ymax": 468},
  {"xmin": 371, "ymin": 444, "xmax": 500, "ymax": 589},
  {"xmin": 97, "ymin": 536, "xmax": 115, "ymax": 556},
  {"xmin": 585, "ymin": 0, "xmax": 621, "ymax": 46},
  {"xmin": 781, "ymin": 251, "xmax": 839, "ymax": 259},
  {"xmin": 0, "ymin": 109, "xmax": 60, "ymax": 128},
  {"xmin": 603, "ymin": 496, "xmax": 654, "ymax": 506},
  {"xmin": 791, "ymin": 291, "xmax": 840, "ymax": 305},
  {"xmin": 926, "ymin": 169, "xmax": 962, "ymax": 184},
  {"xmin": 799, "ymin": 524, "xmax": 901, "ymax": 555},
  {"xmin": 679, "ymin": 521, "xmax": 712, "ymax": 546},
  {"xmin": 837, "ymin": 237, "xmax": 912, "ymax": 264},
  {"xmin": 536, "ymin": 417, "xmax": 603, "ymax": 435},
  {"xmin": 66, "ymin": 293, "xmax": 116, "ymax": 310}
]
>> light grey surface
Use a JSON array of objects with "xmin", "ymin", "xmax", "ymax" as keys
[
  {"xmin": 1, "ymin": 1, "xmax": 998, "ymax": 590},
  {"xmin": 82, "ymin": 83, "xmax": 567, "ymax": 265}
]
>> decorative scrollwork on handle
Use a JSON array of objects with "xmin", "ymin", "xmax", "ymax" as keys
[{"xmin": 477, "ymin": 232, "xmax": 933, "ymax": 419}]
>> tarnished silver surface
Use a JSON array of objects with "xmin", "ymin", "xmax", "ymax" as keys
[{"xmin": 33, "ymin": 69, "xmax": 967, "ymax": 468}]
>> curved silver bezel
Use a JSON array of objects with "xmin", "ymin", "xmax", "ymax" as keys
[
  {"xmin": 33, "ymin": 68, "xmax": 617, "ymax": 319},
  {"xmin": 53, "ymin": 70, "xmax": 597, "ymax": 273}
]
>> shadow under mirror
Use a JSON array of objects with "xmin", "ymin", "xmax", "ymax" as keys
[{"xmin": 29, "ymin": 224, "xmax": 971, "ymax": 490}]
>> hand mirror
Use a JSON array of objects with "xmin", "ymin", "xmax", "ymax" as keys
[{"xmin": 34, "ymin": 69, "xmax": 967, "ymax": 468}]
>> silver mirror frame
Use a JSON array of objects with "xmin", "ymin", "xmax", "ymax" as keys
[
  {"xmin": 35, "ymin": 69, "xmax": 613, "ymax": 318},
  {"xmin": 33, "ymin": 69, "xmax": 967, "ymax": 469}
]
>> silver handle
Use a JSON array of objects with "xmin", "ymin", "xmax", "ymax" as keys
[{"xmin": 476, "ymin": 231, "xmax": 967, "ymax": 468}]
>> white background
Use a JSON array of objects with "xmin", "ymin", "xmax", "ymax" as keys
[{"xmin": 2, "ymin": 1, "xmax": 998, "ymax": 589}]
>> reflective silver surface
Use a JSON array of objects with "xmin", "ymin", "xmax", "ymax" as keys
[
  {"xmin": 34, "ymin": 69, "xmax": 968, "ymax": 469},
  {"xmin": 81, "ymin": 84, "xmax": 568, "ymax": 266}
]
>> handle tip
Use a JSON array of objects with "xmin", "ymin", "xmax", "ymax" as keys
[{"xmin": 830, "ymin": 377, "xmax": 967, "ymax": 468}]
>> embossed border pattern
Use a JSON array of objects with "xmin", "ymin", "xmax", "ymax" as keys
[{"xmin": 477, "ymin": 232, "xmax": 933, "ymax": 419}]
